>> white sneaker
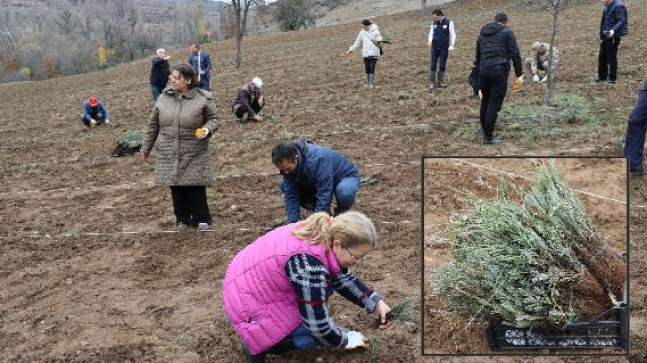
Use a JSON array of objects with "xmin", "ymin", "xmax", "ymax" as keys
[{"xmin": 197, "ymin": 223, "xmax": 210, "ymax": 231}]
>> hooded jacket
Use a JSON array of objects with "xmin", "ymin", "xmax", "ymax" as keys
[
  {"xmin": 475, "ymin": 23, "xmax": 523, "ymax": 77},
  {"xmin": 349, "ymin": 23, "xmax": 382, "ymax": 58}
]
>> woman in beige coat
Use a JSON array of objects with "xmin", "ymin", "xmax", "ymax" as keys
[{"xmin": 141, "ymin": 63, "xmax": 220, "ymax": 231}]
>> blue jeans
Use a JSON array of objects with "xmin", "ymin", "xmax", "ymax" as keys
[
  {"xmin": 431, "ymin": 46, "xmax": 449, "ymax": 73},
  {"xmin": 280, "ymin": 176, "xmax": 359, "ymax": 214},
  {"xmin": 624, "ymin": 82, "xmax": 647, "ymax": 171},
  {"xmin": 150, "ymin": 84, "xmax": 164, "ymax": 102}
]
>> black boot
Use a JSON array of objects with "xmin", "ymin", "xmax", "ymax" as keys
[
  {"xmin": 429, "ymin": 71, "xmax": 438, "ymax": 90},
  {"xmin": 438, "ymin": 71, "xmax": 447, "ymax": 88}
]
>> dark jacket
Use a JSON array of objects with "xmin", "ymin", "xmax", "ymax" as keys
[
  {"xmin": 231, "ymin": 83, "xmax": 261, "ymax": 118},
  {"xmin": 188, "ymin": 51, "xmax": 211, "ymax": 79},
  {"xmin": 280, "ymin": 141, "xmax": 359, "ymax": 223},
  {"xmin": 628, "ymin": 81, "xmax": 647, "ymax": 124},
  {"xmin": 83, "ymin": 101, "xmax": 109, "ymax": 120},
  {"xmin": 600, "ymin": 0, "xmax": 628, "ymax": 39},
  {"xmin": 475, "ymin": 23, "xmax": 523, "ymax": 77},
  {"xmin": 150, "ymin": 57, "xmax": 170, "ymax": 87}
]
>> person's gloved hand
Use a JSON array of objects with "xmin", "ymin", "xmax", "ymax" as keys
[
  {"xmin": 512, "ymin": 75, "xmax": 524, "ymax": 92},
  {"xmin": 449, "ymin": 45, "xmax": 454, "ymax": 51},
  {"xmin": 104, "ymin": 119, "xmax": 111, "ymax": 125},
  {"xmin": 345, "ymin": 331, "xmax": 367, "ymax": 350},
  {"xmin": 540, "ymin": 76, "xmax": 548, "ymax": 83},
  {"xmin": 606, "ymin": 29, "xmax": 614, "ymax": 39},
  {"xmin": 253, "ymin": 115, "xmax": 264, "ymax": 122},
  {"xmin": 532, "ymin": 74, "xmax": 540, "ymax": 82},
  {"xmin": 195, "ymin": 127, "xmax": 209, "ymax": 139},
  {"xmin": 346, "ymin": 50, "xmax": 353, "ymax": 57},
  {"xmin": 90, "ymin": 119, "xmax": 97, "ymax": 127}
]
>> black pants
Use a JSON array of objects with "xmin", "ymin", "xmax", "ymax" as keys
[
  {"xmin": 170, "ymin": 186, "xmax": 212, "ymax": 225},
  {"xmin": 234, "ymin": 103, "xmax": 263, "ymax": 119},
  {"xmin": 479, "ymin": 65, "xmax": 508, "ymax": 139},
  {"xmin": 598, "ymin": 38, "xmax": 621, "ymax": 81},
  {"xmin": 364, "ymin": 57, "xmax": 378, "ymax": 75}
]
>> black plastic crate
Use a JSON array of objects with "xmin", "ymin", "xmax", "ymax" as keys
[{"xmin": 486, "ymin": 304, "xmax": 628, "ymax": 351}]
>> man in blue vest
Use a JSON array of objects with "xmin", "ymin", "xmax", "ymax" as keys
[
  {"xmin": 624, "ymin": 81, "xmax": 647, "ymax": 174},
  {"xmin": 272, "ymin": 141, "xmax": 360, "ymax": 223},
  {"xmin": 427, "ymin": 9, "xmax": 456, "ymax": 90},
  {"xmin": 596, "ymin": 0, "xmax": 628, "ymax": 84},
  {"xmin": 188, "ymin": 44, "xmax": 212, "ymax": 91}
]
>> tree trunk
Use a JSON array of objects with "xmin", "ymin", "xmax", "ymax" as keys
[
  {"xmin": 235, "ymin": 11, "xmax": 242, "ymax": 68},
  {"xmin": 545, "ymin": 12, "xmax": 558, "ymax": 104}
]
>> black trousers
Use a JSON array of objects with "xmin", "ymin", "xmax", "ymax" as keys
[
  {"xmin": 479, "ymin": 65, "xmax": 508, "ymax": 139},
  {"xmin": 364, "ymin": 57, "xmax": 378, "ymax": 75},
  {"xmin": 170, "ymin": 186, "xmax": 212, "ymax": 225},
  {"xmin": 598, "ymin": 38, "xmax": 621, "ymax": 81},
  {"xmin": 234, "ymin": 103, "xmax": 263, "ymax": 119}
]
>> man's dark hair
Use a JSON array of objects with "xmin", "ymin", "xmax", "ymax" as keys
[
  {"xmin": 272, "ymin": 142, "xmax": 298, "ymax": 164},
  {"xmin": 192, "ymin": 43, "xmax": 201, "ymax": 49},
  {"xmin": 432, "ymin": 9, "xmax": 443, "ymax": 16},
  {"xmin": 173, "ymin": 63, "xmax": 199, "ymax": 89},
  {"xmin": 494, "ymin": 12, "xmax": 508, "ymax": 23}
]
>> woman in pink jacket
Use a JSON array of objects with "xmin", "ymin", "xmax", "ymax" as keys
[{"xmin": 223, "ymin": 211, "xmax": 394, "ymax": 362}]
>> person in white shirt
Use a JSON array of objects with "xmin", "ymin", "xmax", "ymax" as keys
[
  {"xmin": 347, "ymin": 19, "xmax": 383, "ymax": 89},
  {"xmin": 427, "ymin": 9, "xmax": 456, "ymax": 89}
]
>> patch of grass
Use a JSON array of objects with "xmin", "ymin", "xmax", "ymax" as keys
[{"xmin": 551, "ymin": 94, "xmax": 594, "ymax": 123}]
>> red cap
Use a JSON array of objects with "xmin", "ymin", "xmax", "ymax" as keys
[{"xmin": 89, "ymin": 96, "xmax": 99, "ymax": 107}]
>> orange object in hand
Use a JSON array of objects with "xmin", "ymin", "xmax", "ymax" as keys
[{"xmin": 195, "ymin": 127, "xmax": 209, "ymax": 139}]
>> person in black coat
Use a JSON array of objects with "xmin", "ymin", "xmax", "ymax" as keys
[
  {"xmin": 474, "ymin": 12, "xmax": 523, "ymax": 145},
  {"xmin": 150, "ymin": 48, "xmax": 171, "ymax": 102}
]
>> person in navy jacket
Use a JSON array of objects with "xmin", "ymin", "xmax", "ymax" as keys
[
  {"xmin": 188, "ymin": 43, "xmax": 212, "ymax": 91},
  {"xmin": 80, "ymin": 96, "xmax": 110, "ymax": 128},
  {"xmin": 427, "ymin": 9, "xmax": 456, "ymax": 89},
  {"xmin": 624, "ymin": 81, "xmax": 647, "ymax": 174},
  {"xmin": 596, "ymin": 0, "xmax": 628, "ymax": 84},
  {"xmin": 272, "ymin": 141, "xmax": 360, "ymax": 223}
]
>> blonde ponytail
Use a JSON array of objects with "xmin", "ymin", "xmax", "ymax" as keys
[{"xmin": 291, "ymin": 211, "xmax": 377, "ymax": 251}]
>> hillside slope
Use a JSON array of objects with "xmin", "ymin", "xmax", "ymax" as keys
[{"xmin": 1, "ymin": 0, "xmax": 646, "ymax": 361}]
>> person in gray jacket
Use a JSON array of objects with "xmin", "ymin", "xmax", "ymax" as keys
[
  {"xmin": 524, "ymin": 42, "xmax": 559, "ymax": 82},
  {"xmin": 347, "ymin": 19, "xmax": 383, "ymax": 89}
]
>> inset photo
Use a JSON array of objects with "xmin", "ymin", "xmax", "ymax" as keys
[{"xmin": 422, "ymin": 157, "xmax": 629, "ymax": 355}]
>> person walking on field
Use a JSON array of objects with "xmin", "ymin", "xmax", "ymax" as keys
[
  {"xmin": 623, "ymin": 81, "xmax": 647, "ymax": 174},
  {"xmin": 596, "ymin": 0, "xmax": 628, "ymax": 84},
  {"xmin": 272, "ymin": 141, "xmax": 360, "ymax": 223},
  {"xmin": 188, "ymin": 43, "xmax": 212, "ymax": 91},
  {"xmin": 141, "ymin": 64, "xmax": 219, "ymax": 231},
  {"xmin": 474, "ymin": 12, "xmax": 523, "ymax": 145},
  {"xmin": 427, "ymin": 9, "xmax": 456, "ymax": 89},
  {"xmin": 231, "ymin": 77, "xmax": 265, "ymax": 126},
  {"xmin": 347, "ymin": 19, "xmax": 383, "ymax": 89},
  {"xmin": 150, "ymin": 48, "xmax": 171, "ymax": 102},
  {"xmin": 524, "ymin": 42, "xmax": 559, "ymax": 83},
  {"xmin": 223, "ymin": 211, "xmax": 395, "ymax": 362}
]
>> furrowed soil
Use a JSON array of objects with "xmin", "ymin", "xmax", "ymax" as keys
[{"xmin": 1, "ymin": 0, "xmax": 645, "ymax": 362}]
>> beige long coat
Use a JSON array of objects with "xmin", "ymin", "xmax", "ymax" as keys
[{"xmin": 141, "ymin": 87, "xmax": 219, "ymax": 186}]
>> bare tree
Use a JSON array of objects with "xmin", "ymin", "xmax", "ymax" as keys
[
  {"xmin": 231, "ymin": 0, "xmax": 262, "ymax": 68},
  {"xmin": 275, "ymin": 0, "xmax": 315, "ymax": 31},
  {"xmin": 532, "ymin": 0, "xmax": 582, "ymax": 103},
  {"xmin": 422, "ymin": 0, "xmax": 427, "ymax": 15}
]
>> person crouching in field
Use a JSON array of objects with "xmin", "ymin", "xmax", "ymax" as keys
[
  {"xmin": 140, "ymin": 64, "xmax": 219, "ymax": 231},
  {"xmin": 80, "ymin": 96, "xmax": 110, "ymax": 128},
  {"xmin": 232, "ymin": 77, "xmax": 265, "ymax": 126},
  {"xmin": 347, "ymin": 19, "xmax": 383, "ymax": 89},
  {"xmin": 223, "ymin": 211, "xmax": 395, "ymax": 362},
  {"xmin": 524, "ymin": 42, "xmax": 559, "ymax": 83}
]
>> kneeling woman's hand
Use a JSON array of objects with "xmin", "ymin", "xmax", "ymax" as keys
[{"xmin": 375, "ymin": 300, "xmax": 396, "ymax": 330}]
